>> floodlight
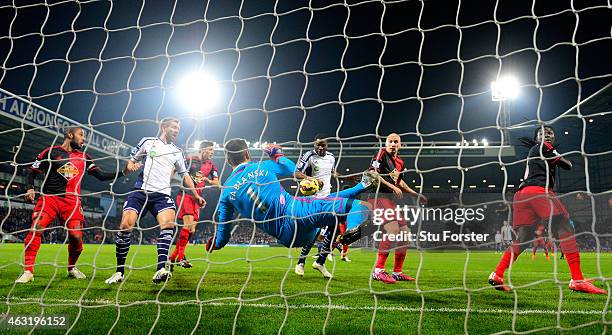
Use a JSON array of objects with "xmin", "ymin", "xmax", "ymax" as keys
[
  {"xmin": 491, "ymin": 76, "xmax": 519, "ymax": 101},
  {"xmin": 178, "ymin": 72, "xmax": 219, "ymax": 112}
]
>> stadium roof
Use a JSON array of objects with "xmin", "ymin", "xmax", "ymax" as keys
[{"xmin": 0, "ymin": 88, "xmax": 133, "ymax": 193}]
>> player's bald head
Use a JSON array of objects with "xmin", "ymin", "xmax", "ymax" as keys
[
  {"xmin": 385, "ymin": 133, "xmax": 401, "ymax": 154},
  {"xmin": 386, "ymin": 133, "xmax": 400, "ymax": 141},
  {"xmin": 225, "ymin": 138, "xmax": 250, "ymax": 166}
]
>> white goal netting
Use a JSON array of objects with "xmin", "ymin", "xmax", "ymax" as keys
[{"xmin": 0, "ymin": 0, "xmax": 610, "ymax": 334}]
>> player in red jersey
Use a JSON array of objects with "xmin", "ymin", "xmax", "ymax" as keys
[
  {"xmin": 488, "ymin": 126, "xmax": 606, "ymax": 294},
  {"xmin": 369, "ymin": 133, "xmax": 427, "ymax": 284},
  {"xmin": 15, "ymin": 127, "xmax": 134, "ymax": 283},
  {"xmin": 531, "ymin": 224, "xmax": 550, "ymax": 261},
  {"xmin": 170, "ymin": 141, "xmax": 219, "ymax": 270}
]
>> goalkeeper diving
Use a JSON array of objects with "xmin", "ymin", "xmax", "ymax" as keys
[{"xmin": 206, "ymin": 139, "xmax": 376, "ymax": 252}]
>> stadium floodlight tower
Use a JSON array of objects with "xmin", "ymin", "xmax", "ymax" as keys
[
  {"xmin": 177, "ymin": 71, "xmax": 219, "ymax": 115},
  {"xmin": 491, "ymin": 75, "xmax": 519, "ymax": 146}
]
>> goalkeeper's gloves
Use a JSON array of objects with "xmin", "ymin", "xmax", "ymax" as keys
[{"xmin": 263, "ymin": 143, "xmax": 284, "ymax": 162}]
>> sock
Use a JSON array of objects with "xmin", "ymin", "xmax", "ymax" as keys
[
  {"xmin": 157, "ymin": 228, "xmax": 174, "ymax": 271},
  {"xmin": 495, "ymin": 243, "xmax": 522, "ymax": 277},
  {"xmin": 559, "ymin": 232, "xmax": 584, "ymax": 280},
  {"xmin": 393, "ymin": 244, "xmax": 408, "ymax": 273},
  {"xmin": 544, "ymin": 247, "xmax": 549, "ymax": 257},
  {"xmin": 376, "ymin": 238, "xmax": 393, "ymax": 269},
  {"xmin": 315, "ymin": 231, "xmax": 334, "ymax": 265},
  {"xmin": 115, "ymin": 231, "xmax": 132, "ymax": 274},
  {"xmin": 67, "ymin": 234, "xmax": 83, "ymax": 271},
  {"xmin": 342, "ymin": 244, "xmax": 349, "ymax": 256},
  {"xmin": 298, "ymin": 238, "xmax": 316, "ymax": 266},
  {"xmin": 24, "ymin": 231, "xmax": 42, "ymax": 273},
  {"xmin": 176, "ymin": 228, "xmax": 192, "ymax": 261}
]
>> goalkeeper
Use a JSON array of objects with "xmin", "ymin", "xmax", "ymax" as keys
[{"xmin": 206, "ymin": 139, "xmax": 374, "ymax": 252}]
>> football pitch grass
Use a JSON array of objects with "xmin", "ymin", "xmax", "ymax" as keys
[{"xmin": 0, "ymin": 244, "xmax": 609, "ymax": 334}]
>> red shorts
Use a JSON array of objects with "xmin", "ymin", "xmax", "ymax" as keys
[
  {"xmin": 176, "ymin": 194, "xmax": 201, "ymax": 221},
  {"xmin": 368, "ymin": 197, "xmax": 406, "ymax": 226},
  {"xmin": 32, "ymin": 195, "xmax": 83, "ymax": 229},
  {"xmin": 513, "ymin": 186, "xmax": 568, "ymax": 227},
  {"xmin": 533, "ymin": 237, "xmax": 546, "ymax": 247}
]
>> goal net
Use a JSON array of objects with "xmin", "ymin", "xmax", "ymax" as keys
[{"xmin": 0, "ymin": 0, "xmax": 610, "ymax": 334}]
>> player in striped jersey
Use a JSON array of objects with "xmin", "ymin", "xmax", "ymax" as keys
[
  {"xmin": 105, "ymin": 118, "xmax": 205, "ymax": 285},
  {"xmin": 294, "ymin": 135, "xmax": 351, "ymax": 278}
]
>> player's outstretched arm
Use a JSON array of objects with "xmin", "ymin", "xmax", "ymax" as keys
[
  {"xmin": 263, "ymin": 144, "xmax": 299, "ymax": 178},
  {"xmin": 123, "ymin": 160, "xmax": 142, "ymax": 175},
  {"xmin": 25, "ymin": 168, "xmax": 41, "ymax": 203},
  {"xmin": 207, "ymin": 199, "xmax": 235, "ymax": 252},
  {"xmin": 26, "ymin": 149, "xmax": 50, "ymax": 202},
  {"xmin": 398, "ymin": 179, "xmax": 427, "ymax": 205},
  {"xmin": 377, "ymin": 174, "xmax": 403, "ymax": 199},
  {"xmin": 182, "ymin": 174, "xmax": 205, "ymax": 206},
  {"xmin": 541, "ymin": 141, "xmax": 572, "ymax": 170},
  {"xmin": 88, "ymin": 164, "xmax": 126, "ymax": 181}
]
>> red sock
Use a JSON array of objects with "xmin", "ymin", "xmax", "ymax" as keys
[
  {"xmin": 68, "ymin": 237, "xmax": 83, "ymax": 270},
  {"xmin": 495, "ymin": 243, "xmax": 522, "ymax": 277},
  {"xmin": 393, "ymin": 248, "xmax": 407, "ymax": 273},
  {"xmin": 24, "ymin": 231, "xmax": 42, "ymax": 273},
  {"xmin": 544, "ymin": 247, "xmax": 549, "ymax": 257},
  {"xmin": 170, "ymin": 246, "xmax": 179, "ymax": 262},
  {"xmin": 559, "ymin": 232, "xmax": 583, "ymax": 280},
  {"xmin": 376, "ymin": 239, "xmax": 393, "ymax": 269},
  {"xmin": 342, "ymin": 244, "xmax": 349, "ymax": 256},
  {"xmin": 176, "ymin": 228, "xmax": 192, "ymax": 260}
]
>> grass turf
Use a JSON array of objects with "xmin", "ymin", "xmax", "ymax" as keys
[{"xmin": 0, "ymin": 243, "xmax": 610, "ymax": 334}]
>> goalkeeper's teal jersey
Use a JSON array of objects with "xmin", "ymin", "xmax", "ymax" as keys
[{"xmin": 215, "ymin": 157, "xmax": 296, "ymax": 246}]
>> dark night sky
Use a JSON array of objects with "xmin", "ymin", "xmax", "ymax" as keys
[{"xmin": 0, "ymin": 0, "xmax": 610, "ymax": 152}]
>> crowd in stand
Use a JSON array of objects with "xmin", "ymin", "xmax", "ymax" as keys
[{"xmin": 2, "ymin": 192, "xmax": 611, "ymax": 250}]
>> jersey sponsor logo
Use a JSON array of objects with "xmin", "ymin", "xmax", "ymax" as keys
[
  {"xmin": 57, "ymin": 162, "xmax": 79, "ymax": 181},
  {"xmin": 390, "ymin": 169, "xmax": 400, "ymax": 182}
]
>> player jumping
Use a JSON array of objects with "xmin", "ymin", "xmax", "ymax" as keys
[
  {"xmin": 170, "ymin": 140, "xmax": 219, "ymax": 271},
  {"xmin": 488, "ymin": 126, "xmax": 607, "ymax": 294},
  {"xmin": 205, "ymin": 139, "xmax": 376, "ymax": 262},
  {"xmin": 16, "ymin": 127, "xmax": 130, "ymax": 283},
  {"xmin": 105, "ymin": 118, "xmax": 205, "ymax": 285}
]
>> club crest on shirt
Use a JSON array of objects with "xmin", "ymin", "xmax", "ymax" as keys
[
  {"xmin": 371, "ymin": 161, "xmax": 380, "ymax": 169},
  {"xmin": 57, "ymin": 162, "xmax": 79, "ymax": 181}
]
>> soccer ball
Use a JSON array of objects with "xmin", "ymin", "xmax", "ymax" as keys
[{"xmin": 299, "ymin": 178, "xmax": 319, "ymax": 196}]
